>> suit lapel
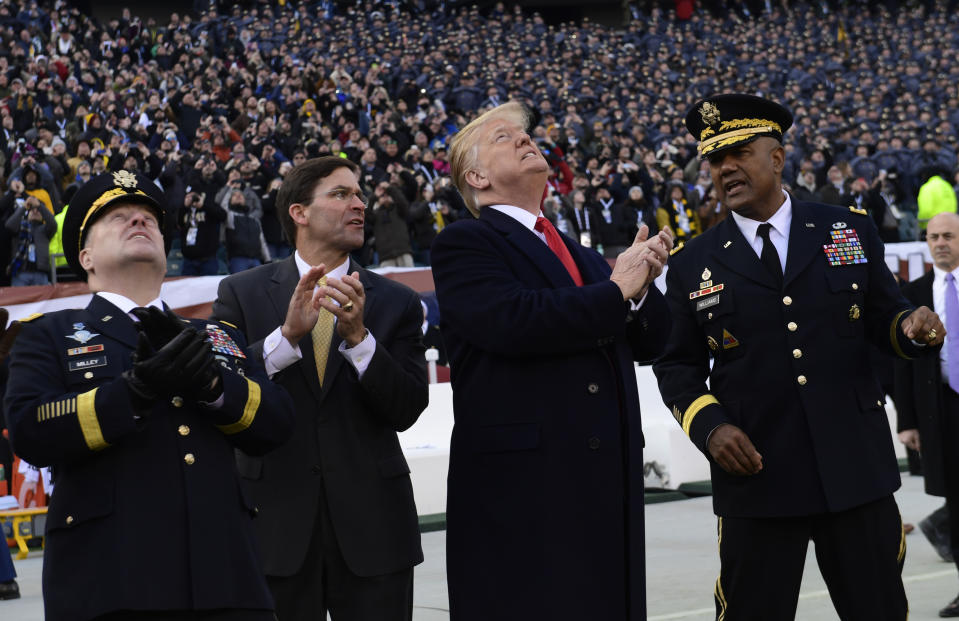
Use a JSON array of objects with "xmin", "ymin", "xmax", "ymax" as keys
[
  {"xmin": 481, "ymin": 207, "xmax": 577, "ymax": 288},
  {"xmin": 917, "ymin": 270, "xmax": 935, "ymax": 308},
  {"xmin": 83, "ymin": 295, "xmax": 139, "ymax": 348},
  {"xmin": 710, "ymin": 217, "xmax": 778, "ymax": 288},
  {"xmin": 784, "ymin": 200, "xmax": 830, "ymax": 287}
]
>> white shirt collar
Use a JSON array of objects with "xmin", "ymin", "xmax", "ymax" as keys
[
  {"xmin": 96, "ymin": 292, "xmax": 163, "ymax": 316},
  {"xmin": 932, "ymin": 264, "xmax": 959, "ymax": 285},
  {"xmin": 730, "ymin": 190, "xmax": 792, "ymax": 245},
  {"xmin": 294, "ymin": 250, "xmax": 350, "ymax": 281},
  {"xmin": 488, "ymin": 204, "xmax": 541, "ymax": 233}
]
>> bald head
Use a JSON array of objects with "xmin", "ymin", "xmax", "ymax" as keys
[{"xmin": 927, "ymin": 212, "xmax": 959, "ymax": 272}]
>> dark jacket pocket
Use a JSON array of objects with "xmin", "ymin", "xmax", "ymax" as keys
[
  {"xmin": 235, "ymin": 450, "xmax": 263, "ymax": 480},
  {"xmin": 46, "ymin": 473, "xmax": 114, "ymax": 533}
]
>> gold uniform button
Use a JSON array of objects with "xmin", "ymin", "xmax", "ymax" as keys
[
  {"xmin": 84, "ymin": 371, "xmax": 94, "ymax": 379},
  {"xmin": 171, "ymin": 396, "xmax": 184, "ymax": 408},
  {"xmin": 797, "ymin": 375, "xmax": 808, "ymax": 386},
  {"xmin": 178, "ymin": 425, "xmax": 191, "ymax": 437},
  {"xmin": 793, "ymin": 349, "xmax": 802, "ymax": 359},
  {"xmin": 184, "ymin": 453, "xmax": 196, "ymax": 465},
  {"xmin": 708, "ymin": 312, "xmax": 714, "ymax": 320},
  {"xmin": 65, "ymin": 516, "xmax": 74, "ymax": 525},
  {"xmin": 782, "ymin": 296, "xmax": 793, "ymax": 306},
  {"xmin": 877, "ymin": 400, "xmax": 883, "ymax": 407},
  {"xmin": 787, "ymin": 321, "xmax": 798, "ymax": 332},
  {"xmin": 852, "ymin": 283, "xmax": 859, "ymax": 290}
]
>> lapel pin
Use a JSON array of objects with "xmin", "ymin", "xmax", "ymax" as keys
[
  {"xmin": 832, "ymin": 221, "xmax": 847, "ymax": 229},
  {"xmin": 723, "ymin": 241, "xmax": 732, "ymax": 248},
  {"xmin": 102, "ymin": 315, "xmax": 112, "ymax": 322},
  {"xmin": 805, "ymin": 223, "xmax": 815, "ymax": 228}
]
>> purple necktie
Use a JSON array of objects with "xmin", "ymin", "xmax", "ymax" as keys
[{"xmin": 946, "ymin": 273, "xmax": 959, "ymax": 390}]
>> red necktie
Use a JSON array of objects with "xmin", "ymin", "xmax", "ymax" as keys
[{"xmin": 535, "ymin": 217, "xmax": 584, "ymax": 286}]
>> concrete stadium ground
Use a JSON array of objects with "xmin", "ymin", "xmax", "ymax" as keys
[{"xmin": 3, "ymin": 472, "xmax": 956, "ymax": 620}]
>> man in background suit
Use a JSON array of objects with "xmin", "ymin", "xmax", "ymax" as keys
[
  {"xmin": 895, "ymin": 211, "xmax": 959, "ymax": 617},
  {"xmin": 212, "ymin": 156, "xmax": 428, "ymax": 621},
  {"xmin": 431, "ymin": 101, "xmax": 673, "ymax": 621}
]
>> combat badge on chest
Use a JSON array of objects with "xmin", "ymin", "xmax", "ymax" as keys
[
  {"xmin": 65, "ymin": 324, "xmax": 106, "ymax": 379},
  {"xmin": 690, "ymin": 267, "xmax": 724, "ymax": 307}
]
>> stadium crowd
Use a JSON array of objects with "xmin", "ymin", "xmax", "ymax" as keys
[{"xmin": 1, "ymin": 0, "xmax": 958, "ymax": 286}]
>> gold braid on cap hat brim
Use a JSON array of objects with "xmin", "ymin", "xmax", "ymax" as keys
[
  {"xmin": 698, "ymin": 124, "xmax": 782, "ymax": 157},
  {"xmin": 77, "ymin": 187, "xmax": 152, "ymax": 254}
]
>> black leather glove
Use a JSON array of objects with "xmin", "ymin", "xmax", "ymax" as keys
[
  {"xmin": 179, "ymin": 330, "xmax": 224, "ymax": 403},
  {"xmin": 131, "ymin": 306, "xmax": 188, "ymax": 351},
  {"xmin": 130, "ymin": 327, "xmax": 205, "ymax": 396}
]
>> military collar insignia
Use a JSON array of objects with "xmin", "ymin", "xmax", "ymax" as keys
[
  {"xmin": 805, "ymin": 222, "xmax": 815, "ymax": 228},
  {"xmin": 723, "ymin": 241, "xmax": 732, "ymax": 248},
  {"xmin": 66, "ymin": 323, "xmax": 100, "ymax": 344}
]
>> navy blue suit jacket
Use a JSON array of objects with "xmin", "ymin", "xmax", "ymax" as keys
[{"xmin": 431, "ymin": 206, "xmax": 670, "ymax": 621}]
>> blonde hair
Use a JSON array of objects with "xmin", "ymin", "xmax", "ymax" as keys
[{"xmin": 449, "ymin": 101, "xmax": 532, "ymax": 217}]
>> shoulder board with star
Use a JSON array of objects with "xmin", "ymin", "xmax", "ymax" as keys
[
  {"xmin": 848, "ymin": 206, "xmax": 868, "ymax": 216},
  {"xmin": 18, "ymin": 313, "xmax": 44, "ymax": 323},
  {"xmin": 670, "ymin": 241, "xmax": 685, "ymax": 256}
]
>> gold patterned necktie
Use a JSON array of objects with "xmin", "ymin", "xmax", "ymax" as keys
[{"xmin": 311, "ymin": 276, "xmax": 334, "ymax": 386}]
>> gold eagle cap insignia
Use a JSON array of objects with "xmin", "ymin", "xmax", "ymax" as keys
[
  {"xmin": 113, "ymin": 170, "xmax": 138, "ymax": 189},
  {"xmin": 700, "ymin": 101, "xmax": 721, "ymax": 127}
]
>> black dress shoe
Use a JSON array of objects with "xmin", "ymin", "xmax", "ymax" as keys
[
  {"xmin": 940, "ymin": 593, "xmax": 959, "ymax": 617},
  {"xmin": 920, "ymin": 514, "xmax": 954, "ymax": 562},
  {"xmin": 0, "ymin": 579, "xmax": 19, "ymax": 600}
]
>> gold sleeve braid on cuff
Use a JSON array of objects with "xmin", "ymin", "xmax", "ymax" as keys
[
  {"xmin": 216, "ymin": 377, "xmax": 261, "ymax": 435},
  {"xmin": 77, "ymin": 388, "xmax": 110, "ymax": 451},
  {"xmin": 890, "ymin": 309, "xmax": 911, "ymax": 360},
  {"xmin": 682, "ymin": 394, "xmax": 720, "ymax": 436}
]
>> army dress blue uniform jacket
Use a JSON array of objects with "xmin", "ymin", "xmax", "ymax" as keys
[
  {"xmin": 654, "ymin": 199, "xmax": 923, "ymax": 518},
  {"xmin": 431, "ymin": 206, "xmax": 671, "ymax": 621},
  {"xmin": 2, "ymin": 294, "xmax": 295, "ymax": 621}
]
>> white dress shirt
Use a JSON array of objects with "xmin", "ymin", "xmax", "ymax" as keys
[
  {"xmin": 96, "ymin": 292, "xmax": 163, "ymax": 317},
  {"xmin": 730, "ymin": 190, "xmax": 792, "ymax": 273},
  {"xmin": 262, "ymin": 252, "xmax": 376, "ymax": 378}
]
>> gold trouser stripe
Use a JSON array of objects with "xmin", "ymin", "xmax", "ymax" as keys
[
  {"xmin": 897, "ymin": 516, "xmax": 907, "ymax": 564},
  {"xmin": 890, "ymin": 310, "xmax": 911, "ymax": 359},
  {"xmin": 76, "ymin": 389, "xmax": 110, "ymax": 451},
  {"xmin": 217, "ymin": 378, "xmax": 260, "ymax": 435},
  {"xmin": 682, "ymin": 394, "xmax": 719, "ymax": 436},
  {"xmin": 715, "ymin": 517, "xmax": 728, "ymax": 621}
]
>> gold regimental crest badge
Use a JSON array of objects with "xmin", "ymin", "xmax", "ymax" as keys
[
  {"xmin": 113, "ymin": 170, "xmax": 138, "ymax": 188},
  {"xmin": 700, "ymin": 101, "xmax": 721, "ymax": 127}
]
